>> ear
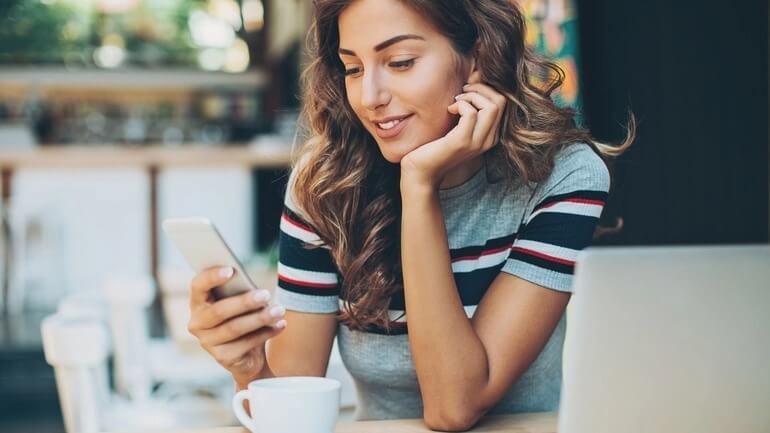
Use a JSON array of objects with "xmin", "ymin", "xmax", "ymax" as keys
[{"xmin": 466, "ymin": 57, "xmax": 480, "ymax": 84}]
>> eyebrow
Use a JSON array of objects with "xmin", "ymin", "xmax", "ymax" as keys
[{"xmin": 338, "ymin": 34, "xmax": 425, "ymax": 56}]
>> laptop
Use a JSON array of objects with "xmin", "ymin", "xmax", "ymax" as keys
[{"xmin": 559, "ymin": 245, "xmax": 770, "ymax": 433}]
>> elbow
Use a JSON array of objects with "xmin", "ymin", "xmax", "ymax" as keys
[{"xmin": 423, "ymin": 405, "xmax": 484, "ymax": 432}]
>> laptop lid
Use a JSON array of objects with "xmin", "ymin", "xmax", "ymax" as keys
[{"xmin": 559, "ymin": 245, "xmax": 770, "ymax": 433}]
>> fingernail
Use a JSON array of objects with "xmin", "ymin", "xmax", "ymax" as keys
[
  {"xmin": 253, "ymin": 289, "xmax": 271, "ymax": 302},
  {"xmin": 269, "ymin": 305, "xmax": 286, "ymax": 318},
  {"xmin": 454, "ymin": 94, "xmax": 462, "ymax": 99},
  {"xmin": 219, "ymin": 267, "xmax": 233, "ymax": 278},
  {"xmin": 274, "ymin": 319, "xmax": 287, "ymax": 329}
]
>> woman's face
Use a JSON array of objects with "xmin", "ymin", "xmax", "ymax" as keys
[{"xmin": 338, "ymin": 0, "xmax": 471, "ymax": 163}]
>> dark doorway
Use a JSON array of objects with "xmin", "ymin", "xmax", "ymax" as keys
[{"xmin": 577, "ymin": 0, "xmax": 769, "ymax": 245}]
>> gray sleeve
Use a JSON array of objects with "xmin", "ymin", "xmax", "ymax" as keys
[
  {"xmin": 276, "ymin": 162, "xmax": 341, "ymax": 313},
  {"xmin": 501, "ymin": 143, "xmax": 611, "ymax": 293}
]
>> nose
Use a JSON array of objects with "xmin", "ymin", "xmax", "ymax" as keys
[{"xmin": 360, "ymin": 69, "xmax": 390, "ymax": 111}]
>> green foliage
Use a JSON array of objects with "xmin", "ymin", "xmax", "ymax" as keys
[
  {"xmin": 0, "ymin": 0, "xmax": 206, "ymax": 66},
  {"xmin": 0, "ymin": 0, "xmax": 87, "ymax": 63}
]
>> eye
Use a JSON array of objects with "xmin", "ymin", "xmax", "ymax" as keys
[
  {"xmin": 344, "ymin": 66, "xmax": 362, "ymax": 77},
  {"xmin": 345, "ymin": 66, "xmax": 361, "ymax": 77},
  {"xmin": 389, "ymin": 58, "xmax": 415, "ymax": 70}
]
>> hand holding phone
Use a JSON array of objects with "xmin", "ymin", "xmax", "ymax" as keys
[{"xmin": 162, "ymin": 217, "xmax": 286, "ymax": 384}]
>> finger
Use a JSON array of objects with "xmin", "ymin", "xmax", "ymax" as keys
[
  {"xmin": 200, "ymin": 304, "xmax": 287, "ymax": 347},
  {"xmin": 455, "ymin": 91, "xmax": 495, "ymax": 112},
  {"xmin": 209, "ymin": 325, "xmax": 285, "ymax": 370},
  {"xmin": 463, "ymin": 83, "xmax": 507, "ymax": 137},
  {"xmin": 190, "ymin": 266, "xmax": 234, "ymax": 306},
  {"xmin": 455, "ymin": 92, "xmax": 499, "ymax": 148},
  {"xmin": 448, "ymin": 100, "xmax": 478, "ymax": 144},
  {"xmin": 193, "ymin": 288, "xmax": 272, "ymax": 331},
  {"xmin": 463, "ymin": 83, "xmax": 507, "ymax": 109}
]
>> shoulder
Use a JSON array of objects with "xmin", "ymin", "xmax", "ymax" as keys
[{"xmin": 543, "ymin": 142, "xmax": 610, "ymax": 195}]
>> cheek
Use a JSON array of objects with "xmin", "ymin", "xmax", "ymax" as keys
[
  {"xmin": 410, "ymin": 63, "xmax": 463, "ymax": 113},
  {"xmin": 416, "ymin": 83, "xmax": 460, "ymax": 133}
]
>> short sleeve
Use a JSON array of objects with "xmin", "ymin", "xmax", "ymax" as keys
[
  {"xmin": 275, "ymin": 166, "xmax": 341, "ymax": 314},
  {"xmin": 501, "ymin": 144, "xmax": 610, "ymax": 292}
]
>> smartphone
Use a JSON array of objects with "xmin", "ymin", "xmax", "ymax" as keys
[{"xmin": 162, "ymin": 217, "xmax": 258, "ymax": 300}]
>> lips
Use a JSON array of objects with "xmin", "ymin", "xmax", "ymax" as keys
[{"xmin": 372, "ymin": 114, "xmax": 413, "ymax": 139}]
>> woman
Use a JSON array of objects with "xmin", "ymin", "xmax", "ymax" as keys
[{"xmin": 187, "ymin": 0, "xmax": 633, "ymax": 430}]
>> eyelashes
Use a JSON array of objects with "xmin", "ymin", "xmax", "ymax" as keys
[
  {"xmin": 389, "ymin": 58, "xmax": 415, "ymax": 69},
  {"xmin": 344, "ymin": 58, "xmax": 416, "ymax": 77}
]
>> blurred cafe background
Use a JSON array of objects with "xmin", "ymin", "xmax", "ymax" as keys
[{"xmin": 0, "ymin": 1, "xmax": 766, "ymax": 432}]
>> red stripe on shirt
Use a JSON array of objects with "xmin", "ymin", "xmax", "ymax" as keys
[
  {"xmin": 282, "ymin": 212, "xmax": 314, "ymax": 233},
  {"xmin": 564, "ymin": 198, "xmax": 605, "ymax": 206},
  {"xmin": 509, "ymin": 246, "xmax": 576, "ymax": 266},
  {"xmin": 278, "ymin": 274, "xmax": 337, "ymax": 289},
  {"xmin": 452, "ymin": 244, "xmax": 513, "ymax": 263},
  {"xmin": 536, "ymin": 198, "xmax": 605, "ymax": 211}
]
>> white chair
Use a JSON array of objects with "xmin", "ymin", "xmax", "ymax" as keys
[
  {"xmin": 102, "ymin": 275, "xmax": 155, "ymax": 403},
  {"xmin": 41, "ymin": 312, "xmax": 110, "ymax": 433}
]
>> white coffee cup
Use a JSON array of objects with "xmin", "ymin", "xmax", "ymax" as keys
[{"xmin": 232, "ymin": 376, "xmax": 341, "ymax": 433}]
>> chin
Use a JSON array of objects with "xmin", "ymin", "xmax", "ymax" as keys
[
  {"xmin": 376, "ymin": 143, "xmax": 416, "ymax": 164},
  {"xmin": 373, "ymin": 136, "xmax": 426, "ymax": 164},
  {"xmin": 380, "ymin": 150, "xmax": 403, "ymax": 164}
]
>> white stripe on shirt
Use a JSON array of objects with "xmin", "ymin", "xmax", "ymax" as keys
[
  {"xmin": 511, "ymin": 239, "xmax": 580, "ymax": 262},
  {"xmin": 278, "ymin": 262, "xmax": 338, "ymax": 285},
  {"xmin": 451, "ymin": 248, "xmax": 511, "ymax": 273},
  {"xmin": 527, "ymin": 200, "xmax": 604, "ymax": 222}
]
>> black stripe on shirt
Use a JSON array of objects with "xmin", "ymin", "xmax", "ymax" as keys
[
  {"xmin": 278, "ymin": 230, "xmax": 339, "ymax": 274},
  {"xmin": 453, "ymin": 263, "xmax": 507, "ymax": 305},
  {"xmin": 517, "ymin": 213, "xmax": 600, "ymax": 251}
]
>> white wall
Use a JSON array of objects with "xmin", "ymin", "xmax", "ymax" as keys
[
  {"xmin": 6, "ymin": 167, "xmax": 253, "ymax": 313},
  {"xmin": 8, "ymin": 168, "xmax": 149, "ymax": 312}
]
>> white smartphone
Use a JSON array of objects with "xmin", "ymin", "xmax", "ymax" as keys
[{"xmin": 162, "ymin": 217, "xmax": 258, "ymax": 300}]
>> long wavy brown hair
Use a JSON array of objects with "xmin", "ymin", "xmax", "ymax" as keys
[{"xmin": 291, "ymin": 0, "xmax": 635, "ymax": 331}]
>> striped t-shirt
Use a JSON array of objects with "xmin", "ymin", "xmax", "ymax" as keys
[{"xmin": 276, "ymin": 142, "xmax": 610, "ymax": 420}]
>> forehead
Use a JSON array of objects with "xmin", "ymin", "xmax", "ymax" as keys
[{"xmin": 338, "ymin": 0, "xmax": 439, "ymax": 50}]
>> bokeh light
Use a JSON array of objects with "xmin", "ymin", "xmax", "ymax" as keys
[
  {"xmin": 223, "ymin": 38, "xmax": 250, "ymax": 73},
  {"xmin": 209, "ymin": 0, "xmax": 242, "ymax": 31},
  {"xmin": 188, "ymin": 9, "xmax": 235, "ymax": 48},
  {"xmin": 197, "ymin": 47, "xmax": 226, "ymax": 71},
  {"xmin": 242, "ymin": 0, "xmax": 264, "ymax": 32}
]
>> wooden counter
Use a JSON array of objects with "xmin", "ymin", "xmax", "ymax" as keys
[{"xmin": 115, "ymin": 412, "xmax": 557, "ymax": 433}]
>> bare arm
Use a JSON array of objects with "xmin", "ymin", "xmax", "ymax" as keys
[
  {"xmin": 401, "ymin": 185, "xmax": 569, "ymax": 432},
  {"xmin": 265, "ymin": 310, "xmax": 338, "ymax": 379}
]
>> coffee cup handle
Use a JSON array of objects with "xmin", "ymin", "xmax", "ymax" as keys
[{"xmin": 232, "ymin": 389, "xmax": 256, "ymax": 432}]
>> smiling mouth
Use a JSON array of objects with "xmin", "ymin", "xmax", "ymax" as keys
[
  {"xmin": 371, "ymin": 114, "xmax": 413, "ymax": 139},
  {"xmin": 377, "ymin": 118, "xmax": 404, "ymax": 130}
]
